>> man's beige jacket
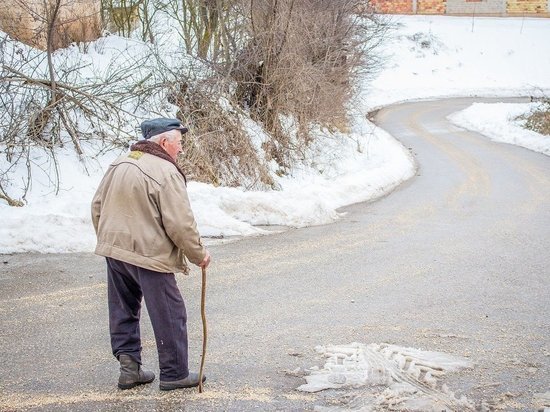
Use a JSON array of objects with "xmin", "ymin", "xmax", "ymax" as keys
[{"xmin": 92, "ymin": 150, "xmax": 205, "ymax": 274}]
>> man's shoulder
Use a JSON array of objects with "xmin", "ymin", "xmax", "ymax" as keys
[{"xmin": 112, "ymin": 152, "xmax": 181, "ymax": 181}]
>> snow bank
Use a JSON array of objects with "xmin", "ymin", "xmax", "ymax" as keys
[
  {"xmin": 0, "ymin": 115, "xmax": 414, "ymax": 253},
  {"xmin": 448, "ymin": 102, "xmax": 550, "ymax": 156},
  {"xmin": 0, "ymin": 145, "xmax": 121, "ymax": 253}
]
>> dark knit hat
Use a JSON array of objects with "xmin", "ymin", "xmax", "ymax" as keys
[{"xmin": 140, "ymin": 118, "xmax": 188, "ymax": 140}]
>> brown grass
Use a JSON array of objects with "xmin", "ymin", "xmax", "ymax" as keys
[
  {"xmin": 169, "ymin": 81, "xmax": 275, "ymax": 190},
  {"xmin": 521, "ymin": 99, "xmax": 550, "ymax": 136},
  {"xmin": 0, "ymin": 0, "xmax": 101, "ymax": 50}
]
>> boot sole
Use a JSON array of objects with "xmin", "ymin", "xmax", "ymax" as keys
[
  {"xmin": 118, "ymin": 377, "xmax": 155, "ymax": 390},
  {"xmin": 159, "ymin": 377, "xmax": 206, "ymax": 391}
]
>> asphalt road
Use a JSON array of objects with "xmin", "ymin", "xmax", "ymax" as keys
[{"xmin": 1, "ymin": 97, "xmax": 549, "ymax": 411}]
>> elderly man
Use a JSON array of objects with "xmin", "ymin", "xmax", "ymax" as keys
[{"xmin": 92, "ymin": 118, "xmax": 210, "ymax": 391}]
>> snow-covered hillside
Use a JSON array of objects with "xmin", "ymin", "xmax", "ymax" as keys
[{"xmin": 1, "ymin": 15, "xmax": 549, "ymax": 254}]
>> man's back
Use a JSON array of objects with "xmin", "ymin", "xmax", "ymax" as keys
[{"xmin": 92, "ymin": 151, "xmax": 203, "ymax": 273}]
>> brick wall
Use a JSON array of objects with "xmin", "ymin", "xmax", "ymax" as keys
[
  {"xmin": 446, "ymin": 0, "xmax": 506, "ymax": 14},
  {"xmin": 507, "ymin": 0, "xmax": 548, "ymax": 13},
  {"xmin": 369, "ymin": 0, "xmax": 549, "ymax": 14},
  {"xmin": 417, "ymin": 0, "xmax": 447, "ymax": 13},
  {"xmin": 370, "ymin": 0, "xmax": 414, "ymax": 13}
]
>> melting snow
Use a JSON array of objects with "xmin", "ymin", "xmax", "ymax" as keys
[
  {"xmin": 448, "ymin": 102, "xmax": 550, "ymax": 156},
  {"xmin": 297, "ymin": 342, "xmax": 474, "ymax": 411}
]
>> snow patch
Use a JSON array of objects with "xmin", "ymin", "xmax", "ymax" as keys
[
  {"xmin": 448, "ymin": 102, "xmax": 550, "ymax": 156},
  {"xmin": 298, "ymin": 342, "xmax": 474, "ymax": 411}
]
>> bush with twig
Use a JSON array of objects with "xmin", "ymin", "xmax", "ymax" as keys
[
  {"xmin": 521, "ymin": 98, "xmax": 550, "ymax": 136},
  {"xmin": 167, "ymin": 0, "xmax": 388, "ymax": 179},
  {"xmin": 229, "ymin": 0, "xmax": 387, "ymax": 169},
  {"xmin": 1, "ymin": 0, "xmax": 387, "ymax": 206},
  {"xmin": 0, "ymin": 30, "xmax": 175, "ymax": 205}
]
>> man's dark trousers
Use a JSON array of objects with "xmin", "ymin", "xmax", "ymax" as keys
[{"xmin": 106, "ymin": 257, "xmax": 189, "ymax": 382}]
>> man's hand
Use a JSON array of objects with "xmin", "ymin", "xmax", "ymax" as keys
[{"xmin": 199, "ymin": 250, "xmax": 211, "ymax": 269}]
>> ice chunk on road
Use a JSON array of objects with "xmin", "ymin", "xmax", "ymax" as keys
[{"xmin": 297, "ymin": 342, "xmax": 474, "ymax": 411}]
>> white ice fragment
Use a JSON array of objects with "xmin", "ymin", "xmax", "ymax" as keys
[
  {"xmin": 424, "ymin": 371, "xmax": 437, "ymax": 388},
  {"xmin": 328, "ymin": 374, "xmax": 347, "ymax": 385},
  {"xmin": 298, "ymin": 342, "xmax": 475, "ymax": 410}
]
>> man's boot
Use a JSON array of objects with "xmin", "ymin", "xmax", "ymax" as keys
[
  {"xmin": 118, "ymin": 354, "xmax": 155, "ymax": 390},
  {"xmin": 159, "ymin": 372, "xmax": 206, "ymax": 391}
]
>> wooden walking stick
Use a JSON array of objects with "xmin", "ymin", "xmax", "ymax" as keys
[{"xmin": 198, "ymin": 266, "xmax": 207, "ymax": 393}]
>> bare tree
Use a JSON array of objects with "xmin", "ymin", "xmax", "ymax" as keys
[
  {"xmin": 162, "ymin": 0, "xmax": 245, "ymax": 62},
  {"xmin": 101, "ymin": 0, "xmax": 144, "ymax": 37},
  {"xmin": 229, "ymin": 0, "xmax": 387, "ymax": 167},
  {"xmin": 1, "ymin": 0, "xmax": 389, "ymax": 205},
  {"xmin": 0, "ymin": 1, "xmax": 170, "ymax": 205}
]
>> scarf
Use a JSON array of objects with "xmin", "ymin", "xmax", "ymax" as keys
[{"xmin": 130, "ymin": 140, "xmax": 187, "ymax": 184}]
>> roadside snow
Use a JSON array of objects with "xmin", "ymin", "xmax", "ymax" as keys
[
  {"xmin": 0, "ymin": 117, "xmax": 414, "ymax": 253},
  {"xmin": 448, "ymin": 102, "xmax": 550, "ymax": 156},
  {"xmin": 2, "ymin": 15, "xmax": 550, "ymax": 253},
  {"xmin": 0, "ymin": 145, "xmax": 121, "ymax": 254}
]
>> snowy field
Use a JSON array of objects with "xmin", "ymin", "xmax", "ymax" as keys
[{"xmin": 1, "ymin": 15, "xmax": 550, "ymax": 253}]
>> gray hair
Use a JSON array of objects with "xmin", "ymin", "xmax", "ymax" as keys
[{"xmin": 148, "ymin": 129, "xmax": 181, "ymax": 144}]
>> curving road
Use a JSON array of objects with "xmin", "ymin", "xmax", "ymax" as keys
[{"xmin": 1, "ymin": 97, "xmax": 549, "ymax": 411}]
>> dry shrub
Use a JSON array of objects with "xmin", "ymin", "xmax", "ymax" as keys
[
  {"xmin": 0, "ymin": 26, "xmax": 163, "ymax": 205},
  {"xmin": 165, "ymin": 0, "xmax": 386, "ymax": 187},
  {"xmin": 232, "ymin": 0, "xmax": 385, "ymax": 168},
  {"xmin": 522, "ymin": 99, "xmax": 550, "ymax": 136},
  {"xmin": 168, "ymin": 81, "xmax": 275, "ymax": 190}
]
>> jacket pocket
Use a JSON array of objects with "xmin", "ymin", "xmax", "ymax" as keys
[{"xmin": 101, "ymin": 231, "xmax": 158, "ymax": 257}]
